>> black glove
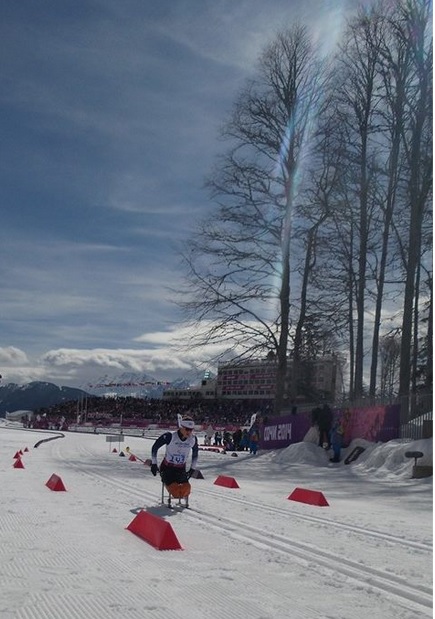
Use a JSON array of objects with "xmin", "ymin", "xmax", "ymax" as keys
[
  {"xmin": 150, "ymin": 463, "xmax": 159, "ymax": 476},
  {"xmin": 187, "ymin": 468, "xmax": 195, "ymax": 479}
]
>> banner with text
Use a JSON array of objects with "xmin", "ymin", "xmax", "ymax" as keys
[{"xmin": 260, "ymin": 404, "xmax": 400, "ymax": 450}]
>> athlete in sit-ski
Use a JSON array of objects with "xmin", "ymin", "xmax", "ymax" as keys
[{"xmin": 150, "ymin": 416, "xmax": 198, "ymax": 500}]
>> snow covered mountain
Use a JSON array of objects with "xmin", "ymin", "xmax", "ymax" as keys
[
  {"xmin": 0, "ymin": 382, "xmax": 89, "ymax": 416},
  {"xmin": 0, "ymin": 369, "xmax": 215, "ymax": 415},
  {"xmin": 80, "ymin": 371, "xmax": 206, "ymax": 399}
]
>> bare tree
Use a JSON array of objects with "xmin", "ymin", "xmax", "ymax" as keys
[
  {"xmin": 416, "ymin": 266, "xmax": 433, "ymax": 389},
  {"xmin": 333, "ymin": 9, "xmax": 384, "ymax": 399},
  {"xmin": 367, "ymin": 3, "xmax": 410, "ymax": 399},
  {"xmin": 175, "ymin": 2, "xmax": 432, "ymax": 408},
  {"xmin": 177, "ymin": 25, "xmax": 330, "ymax": 413},
  {"xmin": 290, "ymin": 118, "xmax": 344, "ymax": 398},
  {"xmin": 395, "ymin": 0, "xmax": 432, "ymax": 397},
  {"xmin": 313, "ymin": 0, "xmax": 432, "ymax": 401},
  {"xmin": 379, "ymin": 332, "xmax": 401, "ymax": 400}
]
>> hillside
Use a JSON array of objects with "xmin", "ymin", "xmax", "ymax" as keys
[{"xmin": 0, "ymin": 382, "xmax": 89, "ymax": 416}]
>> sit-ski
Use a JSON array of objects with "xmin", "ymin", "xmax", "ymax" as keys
[{"xmin": 160, "ymin": 480, "xmax": 190, "ymax": 509}]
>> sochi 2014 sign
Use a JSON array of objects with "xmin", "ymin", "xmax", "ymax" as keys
[{"xmin": 263, "ymin": 422, "xmax": 292, "ymax": 443}]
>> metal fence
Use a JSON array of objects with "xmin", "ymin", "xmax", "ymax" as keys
[{"xmin": 399, "ymin": 393, "xmax": 433, "ymax": 440}]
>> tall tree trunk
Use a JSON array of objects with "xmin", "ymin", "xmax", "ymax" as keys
[
  {"xmin": 275, "ymin": 190, "xmax": 292, "ymax": 414},
  {"xmin": 398, "ymin": 0, "xmax": 431, "ymax": 396},
  {"xmin": 425, "ymin": 274, "xmax": 433, "ymax": 387},
  {"xmin": 399, "ymin": 206, "xmax": 422, "ymax": 395},
  {"xmin": 411, "ymin": 245, "xmax": 422, "ymax": 392},
  {"xmin": 369, "ymin": 127, "xmax": 401, "ymax": 398},
  {"xmin": 347, "ymin": 220, "xmax": 356, "ymax": 401},
  {"xmin": 292, "ymin": 210, "xmax": 330, "ymax": 398},
  {"xmin": 354, "ymin": 139, "xmax": 369, "ymax": 398}
]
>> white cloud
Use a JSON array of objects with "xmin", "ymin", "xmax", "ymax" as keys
[
  {"xmin": 0, "ymin": 318, "xmax": 235, "ymax": 387},
  {"xmin": 0, "ymin": 347, "xmax": 29, "ymax": 366},
  {"xmin": 0, "ymin": 346, "xmax": 190, "ymax": 388}
]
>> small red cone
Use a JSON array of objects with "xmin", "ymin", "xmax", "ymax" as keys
[
  {"xmin": 112, "ymin": 448, "xmax": 117, "ymax": 453},
  {"xmin": 214, "ymin": 475, "xmax": 240, "ymax": 488},
  {"xmin": 288, "ymin": 487, "xmax": 329, "ymax": 507},
  {"xmin": 126, "ymin": 510, "xmax": 183, "ymax": 550},
  {"xmin": 13, "ymin": 458, "xmax": 24, "ymax": 469},
  {"xmin": 190, "ymin": 469, "xmax": 204, "ymax": 479},
  {"xmin": 13, "ymin": 451, "xmax": 21, "ymax": 459},
  {"xmin": 128, "ymin": 454, "xmax": 137, "ymax": 461},
  {"xmin": 24, "ymin": 447, "xmax": 29, "ymax": 452},
  {"xmin": 45, "ymin": 474, "xmax": 67, "ymax": 491}
]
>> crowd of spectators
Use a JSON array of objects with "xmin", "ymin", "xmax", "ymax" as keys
[{"xmin": 29, "ymin": 395, "xmax": 274, "ymax": 431}]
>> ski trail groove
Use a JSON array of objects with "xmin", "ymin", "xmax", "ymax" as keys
[
  {"xmin": 69, "ymin": 441, "xmax": 432, "ymax": 553},
  {"xmin": 193, "ymin": 486, "xmax": 432, "ymax": 552},
  {"xmin": 48, "ymin": 441, "xmax": 326, "ymax": 618},
  {"xmin": 183, "ymin": 507, "xmax": 432, "ymax": 611},
  {"xmin": 57, "ymin": 445, "xmax": 432, "ymax": 616}
]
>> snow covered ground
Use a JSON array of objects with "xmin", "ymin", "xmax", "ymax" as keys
[{"xmin": 0, "ymin": 423, "xmax": 432, "ymax": 619}]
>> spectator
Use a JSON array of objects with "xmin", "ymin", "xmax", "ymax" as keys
[
  {"xmin": 249, "ymin": 424, "xmax": 260, "ymax": 455},
  {"xmin": 311, "ymin": 404, "xmax": 321, "ymax": 433},
  {"xmin": 329, "ymin": 416, "xmax": 344, "ymax": 463},
  {"xmin": 223, "ymin": 431, "xmax": 233, "ymax": 450},
  {"xmin": 232, "ymin": 428, "xmax": 242, "ymax": 450},
  {"xmin": 204, "ymin": 425, "xmax": 214, "ymax": 446},
  {"xmin": 240, "ymin": 429, "xmax": 249, "ymax": 451},
  {"xmin": 317, "ymin": 403, "xmax": 333, "ymax": 449}
]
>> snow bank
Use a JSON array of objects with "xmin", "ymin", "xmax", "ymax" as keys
[
  {"xmin": 272, "ymin": 440, "xmax": 331, "ymax": 467},
  {"xmin": 269, "ymin": 436, "xmax": 433, "ymax": 481},
  {"xmin": 352, "ymin": 437, "xmax": 433, "ymax": 479}
]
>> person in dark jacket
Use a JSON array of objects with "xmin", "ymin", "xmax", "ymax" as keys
[
  {"xmin": 317, "ymin": 403, "xmax": 333, "ymax": 449},
  {"xmin": 311, "ymin": 405, "xmax": 322, "ymax": 427}
]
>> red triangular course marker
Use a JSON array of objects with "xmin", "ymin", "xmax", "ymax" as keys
[
  {"xmin": 45, "ymin": 474, "xmax": 67, "ymax": 492},
  {"xmin": 288, "ymin": 487, "xmax": 329, "ymax": 506},
  {"xmin": 126, "ymin": 510, "xmax": 183, "ymax": 550},
  {"xmin": 13, "ymin": 458, "xmax": 24, "ymax": 469},
  {"xmin": 214, "ymin": 475, "xmax": 239, "ymax": 488},
  {"xmin": 13, "ymin": 451, "xmax": 21, "ymax": 459},
  {"xmin": 24, "ymin": 447, "xmax": 29, "ymax": 452},
  {"xmin": 128, "ymin": 454, "xmax": 137, "ymax": 461},
  {"xmin": 112, "ymin": 448, "xmax": 117, "ymax": 453}
]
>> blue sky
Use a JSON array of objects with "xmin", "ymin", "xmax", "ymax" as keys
[{"xmin": 0, "ymin": 0, "xmax": 367, "ymax": 388}]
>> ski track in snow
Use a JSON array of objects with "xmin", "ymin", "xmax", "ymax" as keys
[
  {"xmin": 47, "ymin": 440, "xmax": 326, "ymax": 619},
  {"xmin": 1, "ymin": 428, "xmax": 431, "ymax": 619},
  {"xmin": 188, "ymin": 486, "xmax": 432, "ymax": 552},
  {"xmin": 72, "ymin": 440, "xmax": 432, "ymax": 551},
  {"xmin": 45, "ymin": 436, "xmax": 433, "ymax": 618}
]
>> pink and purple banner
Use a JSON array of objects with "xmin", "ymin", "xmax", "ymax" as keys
[{"xmin": 259, "ymin": 404, "xmax": 400, "ymax": 450}]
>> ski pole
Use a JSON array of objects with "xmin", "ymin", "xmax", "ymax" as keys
[{"xmin": 125, "ymin": 446, "xmax": 150, "ymax": 466}]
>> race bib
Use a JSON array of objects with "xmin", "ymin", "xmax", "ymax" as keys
[{"xmin": 167, "ymin": 453, "xmax": 186, "ymax": 465}]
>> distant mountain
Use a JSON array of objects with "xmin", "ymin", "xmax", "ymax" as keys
[
  {"xmin": 0, "ymin": 369, "xmax": 215, "ymax": 416},
  {"xmin": 80, "ymin": 372, "xmax": 193, "ymax": 399},
  {"xmin": 0, "ymin": 382, "xmax": 90, "ymax": 416}
]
